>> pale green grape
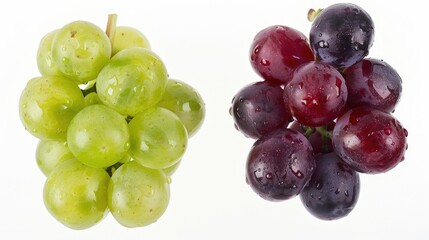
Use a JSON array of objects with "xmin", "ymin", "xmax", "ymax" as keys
[
  {"xmin": 52, "ymin": 21, "xmax": 111, "ymax": 84},
  {"xmin": 36, "ymin": 139, "xmax": 74, "ymax": 176},
  {"xmin": 83, "ymin": 92, "xmax": 101, "ymax": 106},
  {"xmin": 96, "ymin": 47, "xmax": 168, "ymax": 116},
  {"xmin": 108, "ymin": 161, "xmax": 170, "ymax": 228},
  {"xmin": 19, "ymin": 76, "xmax": 85, "ymax": 140},
  {"xmin": 112, "ymin": 26, "xmax": 151, "ymax": 56},
  {"xmin": 43, "ymin": 159, "xmax": 110, "ymax": 230},
  {"xmin": 37, "ymin": 29, "xmax": 62, "ymax": 76},
  {"xmin": 129, "ymin": 107, "xmax": 188, "ymax": 169},
  {"xmin": 157, "ymin": 79, "xmax": 205, "ymax": 137},
  {"xmin": 67, "ymin": 104, "xmax": 130, "ymax": 168}
]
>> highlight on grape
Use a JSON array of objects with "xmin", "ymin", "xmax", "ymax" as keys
[
  {"xmin": 19, "ymin": 14, "xmax": 205, "ymax": 229},
  {"xmin": 230, "ymin": 3, "xmax": 408, "ymax": 220}
]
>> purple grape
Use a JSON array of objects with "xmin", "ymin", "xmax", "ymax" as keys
[
  {"xmin": 300, "ymin": 152, "xmax": 360, "ymax": 220},
  {"xmin": 344, "ymin": 58, "xmax": 402, "ymax": 113},
  {"xmin": 230, "ymin": 81, "xmax": 292, "ymax": 139},
  {"xmin": 246, "ymin": 128, "xmax": 315, "ymax": 201},
  {"xmin": 310, "ymin": 3, "xmax": 375, "ymax": 68},
  {"xmin": 250, "ymin": 25, "xmax": 315, "ymax": 84},
  {"xmin": 284, "ymin": 61, "xmax": 347, "ymax": 127},
  {"xmin": 332, "ymin": 107, "xmax": 407, "ymax": 174}
]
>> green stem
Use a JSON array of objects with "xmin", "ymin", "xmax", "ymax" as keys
[
  {"xmin": 315, "ymin": 126, "xmax": 332, "ymax": 153},
  {"xmin": 307, "ymin": 8, "xmax": 323, "ymax": 22},
  {"xmin": 106, "ymin": 13, "xmax": 118, "ymax": 55}
]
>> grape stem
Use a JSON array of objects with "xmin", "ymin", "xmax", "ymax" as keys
[
  {"xmin": 106, "ymin": 13, "xmax": 118, "ymax": 54},
  {"xmin": 307, "ymin": 8, "xmax": 323, "ymax": 22}
]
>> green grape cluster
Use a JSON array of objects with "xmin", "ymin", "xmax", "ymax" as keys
[{"xmin": 19, "ymin": 15, "xmax": 205, "ymax": 230}]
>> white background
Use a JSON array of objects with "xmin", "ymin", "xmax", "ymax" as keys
[{"xmin": 1, "ymin": 0, "xmax": 426, "ymax": 239}]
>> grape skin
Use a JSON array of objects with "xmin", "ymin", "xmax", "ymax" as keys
[
  {"xmin": 344, "ymin": 58, "xmax": 402, "ymax": 113},
  {"xmin": 246, "ymin": 129, "xmax": 315, "ymax": 201},
  {"xmin": 310, "ymin": 3, "xmax": 375, "ymax": 68},
  {"xmin": 332, "ymin": 107, "xmax": 407, "ymax": 174},
  {"xmin": 36, "ymin": 139, "xmax": 74, "ymax": 176},
  {"xmin": 157, "ymin": 79, "xmax": 206, "ymax": 138},
  {"xmin": 37, "ymin": 29, "xmax": 61, "ymax": 76},
  {"xmin": 250, "ymin": 25, "xmax": 314, "ymax": 84},
  {"xmin": 52, "ymin": 21, "xmax": 111, "ymax": 84},
  {"xmin": 300, "ymin": 152, "xmax": 360, "ymax": 220},
  {"xmin": 231, "ymin": 81, "xmax": 292, "ymax": 139},
  {"xmin": 285, "ymin": 61, "xmax": 347, "ymax": 127},
  {"xmin": 96, "ymin": 47, "xmax": 168, "ymax": 116},
  {"xmin": 19, "ymin": 76, "xmax": 85, "ymax": 140},
  {"xmin": 108, "ymin": 161, "xmax": 170, "ymax": 228},
  {"xmin": 67, "ymin": 104, "xmax": 130, "ymax": 169},
  {"xmin": 112, "ymin": 26, "xmax": 151, "ymax": 56},
  {"xmin": 43, "ymin": 159, "xmax": 110, "ymax": 230}
]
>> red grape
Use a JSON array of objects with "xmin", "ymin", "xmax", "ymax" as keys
[
  {"xmin": 285, "ymin": 61, "xmax": 347, "ymax": 127},
  {"xmin": 250, "ymin": 25, "xmax": 314, "ymax": 84},
  {"xmin": 246, "ymin": 129, "xmax": 315, "ymax": 201},
  {"xmin": 344, "ymin": 58, "xmax": 402, "ymax": 113},
  {"xmin": 332, "ymin": 107, "xmax": 407, "ymax": 174}
]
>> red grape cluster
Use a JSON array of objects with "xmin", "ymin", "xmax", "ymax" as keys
[{"xmin": 230, "ymin": 3, "xmax": 408, "ymax": 220}]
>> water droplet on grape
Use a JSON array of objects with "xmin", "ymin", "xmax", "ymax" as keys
[
  {"xmin": 384, "ymin": 126, "xmax": 392, "ymax": 135},
  {"xmin": 403, "ymin": 128, "xmax": 408, "ymax": 137},
  {"xmin": 261, "ymin": 59, "xmax": 270, "ymax": 66},
  {"xmin": 335, "ymin": 189, "xmax": 340, "ymax": 194},
  {"xmin": 317, "ymin": 40, "xmax": 329, "ymax": 48},
  {"xmin": 255, "ymin": 106, "xmax": 262, "ymax": 112},
  {"xmin": 344, "ymin": 190, "xmax": 349, "ymax": 197},
  {"xmin": 298, "ymin": 82, "xmax": 304, "ymax": 89},
  {"xmin": 166, "ymin": 177, "xmax": 172, "ymax": 184},
  {"xmin": 316, "ymin": 181, "xmax": 323, "ymax": 190},
  {"xmin": 266, "ymin": 172, "xmax": 273, "ymax": 179}
]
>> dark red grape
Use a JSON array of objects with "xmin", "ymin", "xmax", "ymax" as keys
[
  {"xmin": 300, "ymin": 152, "xmax": 360, "ymax": 220},
  {"xmin": 250, "ymin": 25, "xmax": 314, "ymax": 84},
  {"xmin": 344, "ymin": 58, "xmax": 402, "ymax": 113},
  {"xmin": 285, "ymin": 61, "xmax": 347, "ymax": 127},
  {"xmin": 230, "ymin": 81, "xmax": 292, "ymax": 139},
  {"xmin": 246, "ymin": 128, "xmax": 316, "ymax": 201},
  {"xmin": 332, "ymin": 107, "xmax": 407, "ymax": 174},
  {"xmin": 310, "ymin": 3, "xmax": 374, "ymax": 68}
]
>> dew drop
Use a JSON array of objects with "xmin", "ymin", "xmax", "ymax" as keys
[
  {"xmin": 403, "ymin": 128, "xmax": 408, "ymax": 137},
  {"xmin": 255, "ymin": 106, "xmax": 262, "ymax": 112},
  {"xmin": 384, "ymin": 126, "xmax": 392, "ymax": 135},
  {"xmin": 316, "ymin": 181, "xmax": 323, "ymax": 190},
  {"xmin": 266, "ymin": 172, "xmax": 273, "ymax": 179},
  {"xmin": 261, "ymin": 59, "xmax": 270, "ymax": 66},
  {"xmin": 298, "ymin": 82, "xmax": 304, "ymax": 89},
  {"xmin": 318, "ymin": 40, "xmax": 329, "ymax": 48},
  {"xmin": 334, "ymin": 189, "xmax": 340, "ymax": 194},
  {"xmin": 344, "ymin": 190, "xmax": 349, "ymax": 197}
]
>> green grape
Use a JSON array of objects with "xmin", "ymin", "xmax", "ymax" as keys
[
  {"xmin": 43, "ymin": 159, "xmax": 110, "ymax": 230},
  {"xmin": 51, "ymin": 21, "xmax": 111, "ymax": 84},
  {"xmin": 129, "ymin": 107, "xmax": 188, "ymax": 169},
  {"xmin": 83, "ymin": 92, "xmax": 101, "ymax": 106},
  {"xmin": 96, "ymin": 47, "xmax": 168, "ymax": 116},
  {"xmin": 67, "ymin": 104, "xmax": 130, "ymax": 168},
  {"xmin": 157, "ymin": 79, "xmax": 205, "ymax": 137},
  {"xmin": 108, "ymin": 161, "xmax": 170, "ymax": 228},
  {"xmin": 36, "ymin": 139, "xmax": 74, "ymax": 176},
  {"xmin": 112, "ymin": 26, "xmax": 151, "ymax": 56},
  {"xmin": 19, "ymin": 76, "xmax": 85, "ymax": 140},
  {"xmin": 162, "ymin": 158, "xmax": 181, "ymax": 177},
  {"xmin": 37, "ymin": 29, "xmax": 62, "ymax": 76}
]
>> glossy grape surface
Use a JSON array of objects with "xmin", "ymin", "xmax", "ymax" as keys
[
  {"xmin": 300, "ymin": 152, "xmax": 360, "ymax": 220},
  {"xmin": 285, "ymin": 61, "xmax": 347, "ymax": 127},
  {"xmin": 36, "ymin": 139, "xmax": 74, "ymax": 176},
  {"xmin": 96, "ymin": 47, "xmax": 168, "ymax": 116},
  {"xmin": 108, "ymin": 161, "xmax": 170, "ymax": 228},
  {"xmin": 19, "ymin": 76, "xmax": 85, "ymax": 140},
  {"xmin": 246, "ymin": 129, "xmax": 315, "ymax": 201},
  {"xmin": 332, "ymin": 107, "xmax": 407, "ymax": 174},
  {"xmin": 344, "ymin": 58, "xmax": 402, "ymax": 112},
  {"xmin": 310, "ymin": 3, "xmax": 374, "ymax": 68},
  {"xmin": 157, "ymin": 79, "xmax": 205, "ymax": 138},
  {"xmin": 37, "ymin": 29, "xmax": 61, "ymax": 76},
  {"xmin": 52, "ymin": 21, "xmax": 111, "ymax": 84},
  {"xmin": 250, "ymin": 25, "xmax": 314, "ymax": 84},
  {"xmin": 112, "ymin": 26, "xmax": 151, "ymax": 55},
  {"xmin": 43, "ymin": 159, "xmax": 110, "ymax": 229},
  {"xmin": 231, "ymin": 81, "xmax": 292, "ymax": 139},
  {"xmin": 129, "ymin": 107, "xmax": 188, "ymax": 169},
  {"xmin": 67, "ymin": 104, "xmax": 130, "ymax": 169}
]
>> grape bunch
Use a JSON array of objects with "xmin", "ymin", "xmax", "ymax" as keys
[
  {"xmin": 19, "ymin": 15, "xmax": 205, "ymax": 229},
  {"xmin": 230, "ymin": 3, "xmax": 408, "ymax": 220}
]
